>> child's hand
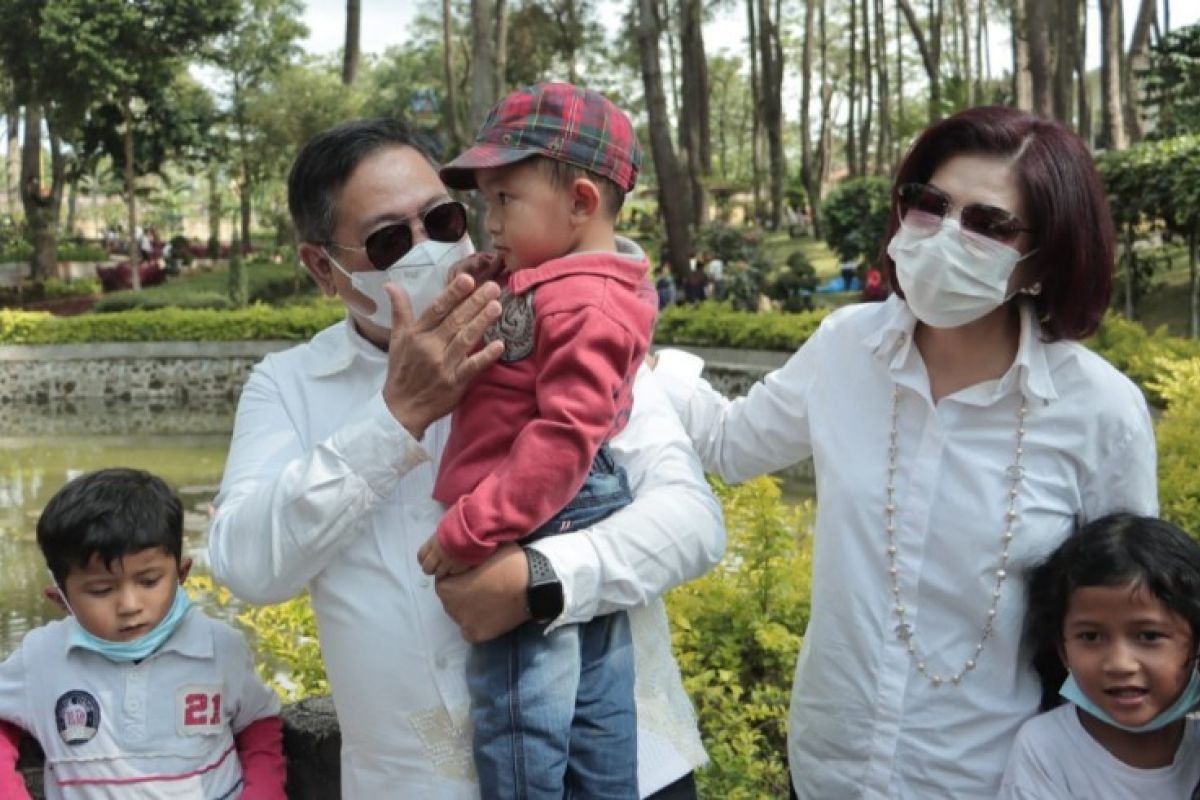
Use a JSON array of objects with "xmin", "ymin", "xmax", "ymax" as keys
[
  {"xmin": 450, "ymin": 251, "xmax": 506, "ymax": 285},
  {"xmin": 418, "ymin": 535, "xmax": 470, "ymax": 578}
]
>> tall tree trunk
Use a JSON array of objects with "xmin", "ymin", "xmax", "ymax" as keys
[
  {"xmin": 955, "ymin": 0, "xmax": 972, "ymax": 104},
  {"xmin": 207, "ymin": 166, "xmax": 222, "ymax": 259},
  {"xmin": 342, "ymin": 0, "xmax": 361, "ymax": 85},
  {"xmin": 1076, "ymin": 2, "xmax": 1091, "ymax": 145},
  {"xmin": 637, "ymin": 0, "xmax": 691, "ymax": 276},
  {"xmin": 1124, "ymin": 0, "xmax": 1156, "ymax": 144},
  {"xmin": 120, "ymin": 94, "xmax": 141, "ymax": 290},
  {"xmin": 442, "ymin": 0, "xmax": 463, "ymax": 151},
  {"xmin": 1011, "ymin": 0, "xmax": 1033, "ymax": 109},
  {"xmin": 758, "ymin": 0, "xmax": 785, "ymax": 227},
  {"xmin": 680, "ymin": 0, "xmax": 709, "ymax": 227},
  {"xmin": 897, "ymin": 0, "xmax": 942, "ymax": 121},
  {"xmin": 895, "ymin": 1, "xmax": 904, "ymax": 165},
  {"xmin": 859, "ymin": 0, "xmax": 873, "ymax": 176},
  {"xmin": 817, "ymin": 0, "xmax": 832, "ymax": 200},
  {"xmin": 20, "ymin": 100, "xmax": 59, "ymax": 282},
  {"xmin": 874, "ymin": 0, "xmax": 890, "ymax": 176},
  {"xmin": 470, "ymin": 0, "xmax": 500, "ymax": 247},
  {"xmin": 974, "ymin": 0, "xmax": 985, "ymax": 101},
  {"xmin": 1052, "ymin": 0, "xmax": 1078, "ymax": 125},
  {"xmin": 800, "ymin": 0, "xmax": 821, "ymax": 235},
  {"xmin": 494, "ymin": 0, "xmax": 508, "ymax": 98},
  {"xmin": 847, "ymin": 0, "xmax": 858, "ymax": 177},
  {"xmin": 664, "ymin": 0, "xmax": 682, "ymax": 125},
  {"xmin": 747, "ymin": 0, "xmax": 762, "ymax": 223},
  {"xmin": 1097, "ymin": 0, "xmax": 1126, "ymax": 150},
  {"xmin": 1026, "ymin": 0, "xmax": 1055, "ymax": 117},
  {"xmin": 5, "ymin": 103, "xmax": 16, "ymax": 213},
  {"xmin": 64, "ymin": 173, "xmax": 78, "ymax": 237}
]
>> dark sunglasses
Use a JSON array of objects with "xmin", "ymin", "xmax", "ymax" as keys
[
  {"xmin": 328, "ymin": 200, "xmax": 468, "ymax": 270},
  {"xmin": 897, "ymin": 183, "xmax": 1031, "ymax": 245}
]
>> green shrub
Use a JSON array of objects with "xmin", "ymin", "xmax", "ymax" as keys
[
  {"xmin": 93, "ymin": 291, "xmax": 234, "ymax": 313},
  {"xmin": 0, "ymin": 302, "xmax": 344, "ymax": 344},
  {"xmin": 667, "ymin": 477, "xmax": 812, "ymax": 797},
  {"xmin": 1149, "ymin": 357, "xmax": 1200, "ymax": 538},
  {"xmin": 820, "ymin": 176, "xmax": 891, "ymax": 264},
  {"xmin": 56, "ymin": 242, "xmax": 108, "ymax": 262},
  {"xmin": 655, "ymin": 303, "xmax": 828, "ymax": 351},
  {"xmin": 1086, "ymin": 312, "xmax": 1200, "ymax": 406},
  {"xmin": 40, "ymin": 277, "xmax": 102, "ymax": 299}
]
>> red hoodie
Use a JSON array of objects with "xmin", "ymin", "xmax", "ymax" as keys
[{"xmin": 432, "ymin": 248, "xmax": 656, "ymax": 565}]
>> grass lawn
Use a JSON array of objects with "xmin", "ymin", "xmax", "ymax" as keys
[
  {"xmin": 1129, "ymin": 247, "xmax": 1198, "ymax": 337},
  {"xmin": 100, "ymin": 258, "xmax": 316, "ymax": 307},
  {"xmin": 762, "ymin": 233, "xmax": 840, "ymax": 278}
]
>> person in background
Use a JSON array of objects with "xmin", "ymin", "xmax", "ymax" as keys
[
  {"xmin": 655, "ymin": 261, "xmax": 676, "ymax": 310},
  {"xmin": 653, "ymin": 105, "xmax": 1158, "ymax": 798}
]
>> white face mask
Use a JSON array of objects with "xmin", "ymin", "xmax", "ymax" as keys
[
  {"xmin": 326, "ymin": 237, "xmax": 475, "ymax": 329},
  {"xmin": 887, "ymin": 218, "xmax": 1031, "ymax": 329}
]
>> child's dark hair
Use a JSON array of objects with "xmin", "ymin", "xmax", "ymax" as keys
[
  {"xmin": 533, "ymin": 157, "xmax": 626, "ymax": 218},
  {"xmin": 37, "ymin": 468, "xmax": 183, "ymax": 589},
  {"xmin": 1026, "ymin": 513, "xmax": 1200, "ymax": 710}
]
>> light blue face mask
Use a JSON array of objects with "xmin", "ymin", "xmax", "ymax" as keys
[
  {"xmin": 1060, "ymin": 667, "xmax": 1200, "ymax": 733},
  {"xmin": 62, "ymin": 581, "xmax": 194, "ymax": 663}
]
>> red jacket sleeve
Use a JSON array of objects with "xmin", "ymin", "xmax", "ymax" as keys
[
  {"xmin": 436, "ymin": 305, "xmax": 638, "ymax": 564},
  {"xmin": 0, "ymin": 720, "xmax": 31, "ymax": 800},
  {"xmin": 234, "ymin": 715, "xmax": 287, "ymax": 799}
]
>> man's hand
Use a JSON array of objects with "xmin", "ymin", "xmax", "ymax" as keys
[
  {"xmin": 417, "ymin": 534, "xmax": 470, "ymax": 579},
  {"xmin": 382, "ymin": 275, "xmax": 504, "ymax": 440},
  {"xmin": 435, "ymin": 544, "xmax": 531, "ymax": 643}
]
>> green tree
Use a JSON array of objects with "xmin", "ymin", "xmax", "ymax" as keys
[
  {"xmin": 207, "ymin": 0, "xmax": 307, "ymax": 254},
  {"xmin": 1141, "ymin": 23, "xmax": 1200, "ymax": 139},
  {"xmin": 820, "ymin": 176, "xmax": 891, "ymax": 265},
  {"xmin": 32, "ymin": 0, "xmax": 239, "ymax": 288}
]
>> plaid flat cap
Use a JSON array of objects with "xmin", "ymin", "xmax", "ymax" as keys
[{"xmin": 440, "ymin": 82, "xmax": 642, "ymax": 193}]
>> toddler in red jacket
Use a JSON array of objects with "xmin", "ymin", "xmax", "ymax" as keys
[{"xmin": 417, "ymin": 81, "xmax": 655, "ymax": 799}]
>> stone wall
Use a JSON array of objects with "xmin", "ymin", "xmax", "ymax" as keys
[{"xmin": 0, "ymin": 341, "xmax": 788, "ymax": 409}]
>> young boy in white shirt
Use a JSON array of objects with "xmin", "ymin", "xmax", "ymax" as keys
[{"xmin": 0, "ymin": 468, "xmax": 286, "ymax": 799}]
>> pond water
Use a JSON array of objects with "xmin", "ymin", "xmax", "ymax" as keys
[{"xmin": 0, "ymin": 400, "xmax": 816, "ymax": 660}]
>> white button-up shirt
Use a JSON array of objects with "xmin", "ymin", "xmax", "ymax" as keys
[
  {"xmin": 656, "ymin": 296, "xmax": 1158, "ymax": 799},
  {"xmin": 208, "ymin": 318, "xmax": 724, "ymax": 799},
  {"xmin": 0, "ymin": 610, "xmax": 280, "ymax": 799}
]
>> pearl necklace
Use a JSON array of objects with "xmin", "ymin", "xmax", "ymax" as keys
[{"xmin": 884, "ymin": 385, "xmax": 1027, "ymax": 688}]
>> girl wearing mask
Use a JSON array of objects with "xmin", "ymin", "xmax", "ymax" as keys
[{"xmin": 652, "ymin": 106, "xmax": 1159, "ymax": 798}]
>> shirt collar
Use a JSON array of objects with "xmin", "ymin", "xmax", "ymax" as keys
[
  {"xmin": 862, "ymin": 296, "xmax": 1059, "ymax": 403},
  {"xmin": 508, "ymin": 235, "xmax": 649, "ymax": 295},
  {"xmin": 307, "ymin": 315, "xmax": 388, "ymax": 379}
]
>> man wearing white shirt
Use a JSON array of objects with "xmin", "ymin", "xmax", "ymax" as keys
[{"xmin": 208, "ymin": 117, "xmax": 724, "ymax": 799}]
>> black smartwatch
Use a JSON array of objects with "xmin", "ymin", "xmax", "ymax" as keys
[{"xmin": 524, "ymin": 547, "xmax": 564, "ymax": 624}]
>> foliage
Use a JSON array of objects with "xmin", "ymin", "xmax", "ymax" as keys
[
  {"xmin": 820, "ymin": 177, "xmax": 891, "ymax": 264},
  {"xmin": 0, "ymin": 302, "xmax": 343, "ymax": 344},
  {"xmin": 655, "ymin": 303, "xmax": 828, "ymax": 351},
  {"xmin": 188, "ymin": 575, "xmax": 328, "ymax": 702},
  {"xmin": 93, "ymin": 291, "xmax": 234, "ymax": 313},
  {"xmin": 40, "ymin": 277, "xmax": 101, "ymax": 300},
  {"xmin": 1086, "ymin": 312, "xmax": 1200, "ymax": 407},
  {"xmin": 765, "ymin": 251, "xmax": 819, "ymax": 312},
  {"xmin": 693, "ymin": 223, "xmax": 772, "ymax": 311},
  {"xmin": 228, "ymin": 238, "xmax": 248, "ymax": 308},
  {"xmin": 0, "ymin": 241, "xmax": 107, "ymax": 263},
  {"xmin": 1140, "ymin": 23, "xmax": 1200, "ymax": 139},
  {"xmin": 1149, "ymin": 357, "xmax": 1200, "ymax": 540},
  {"xmin": 667, "ymin": 477, "xmax": 812, "ymax": 797}
]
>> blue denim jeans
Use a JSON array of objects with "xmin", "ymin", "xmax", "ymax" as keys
[{"xmin": 467, "ymin": 445, "xmax": 638, "ymax": 799}]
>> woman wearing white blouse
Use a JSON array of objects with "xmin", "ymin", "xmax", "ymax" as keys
[{"xmin": 654, "ymin": 106, "xmax": 1158, "ymax": 799}]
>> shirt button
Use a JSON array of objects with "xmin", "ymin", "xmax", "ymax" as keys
[{"xmin": 128, "ymin": 698, "xmax": 141, "ymax": 711}]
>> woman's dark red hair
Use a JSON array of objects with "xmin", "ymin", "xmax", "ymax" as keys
[{"xmin": 881, "ymin": 106, "xmax": 1114, "ymax": 341}]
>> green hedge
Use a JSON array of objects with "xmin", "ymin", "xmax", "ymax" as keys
[
  {"xmin": 656, "ymin": 303, "xmax": 828, "ymax": 351},
  {"xmin": 0, "ymin": 303, "xmax": 344, "ymax": 344}
]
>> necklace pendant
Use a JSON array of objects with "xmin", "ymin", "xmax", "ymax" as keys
[
  {"xmin": 1005, "ymin": 465, "xmax": 1024, "ymax": 481},
  {"xmin": 894, "ymin": 623, "xmax": 913, "ymax": 641}
]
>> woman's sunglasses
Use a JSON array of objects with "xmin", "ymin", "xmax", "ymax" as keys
[
  {"xmin": 897, "ymin": 183, "xmax": 1031, "ymax": 246},
  {"xmin": 327, "ymin": 200, "xmax": 468, "ymax": 270}
]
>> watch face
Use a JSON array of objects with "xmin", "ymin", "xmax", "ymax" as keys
[{"xmin": 528, "ymin": 581, "xmax": 564, "ymax": 622}]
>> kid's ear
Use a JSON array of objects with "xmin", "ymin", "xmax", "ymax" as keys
[
  {"xmin": 178, "ymin": 557, "xmax": 193, "ymax": 584},
  {"xmin": 43, "ymin": 586, "xmax": 69, "ymax": 612},
  {"xmin": 568, "ymin": 177, "xmax": 602, "ymax": 220}
]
